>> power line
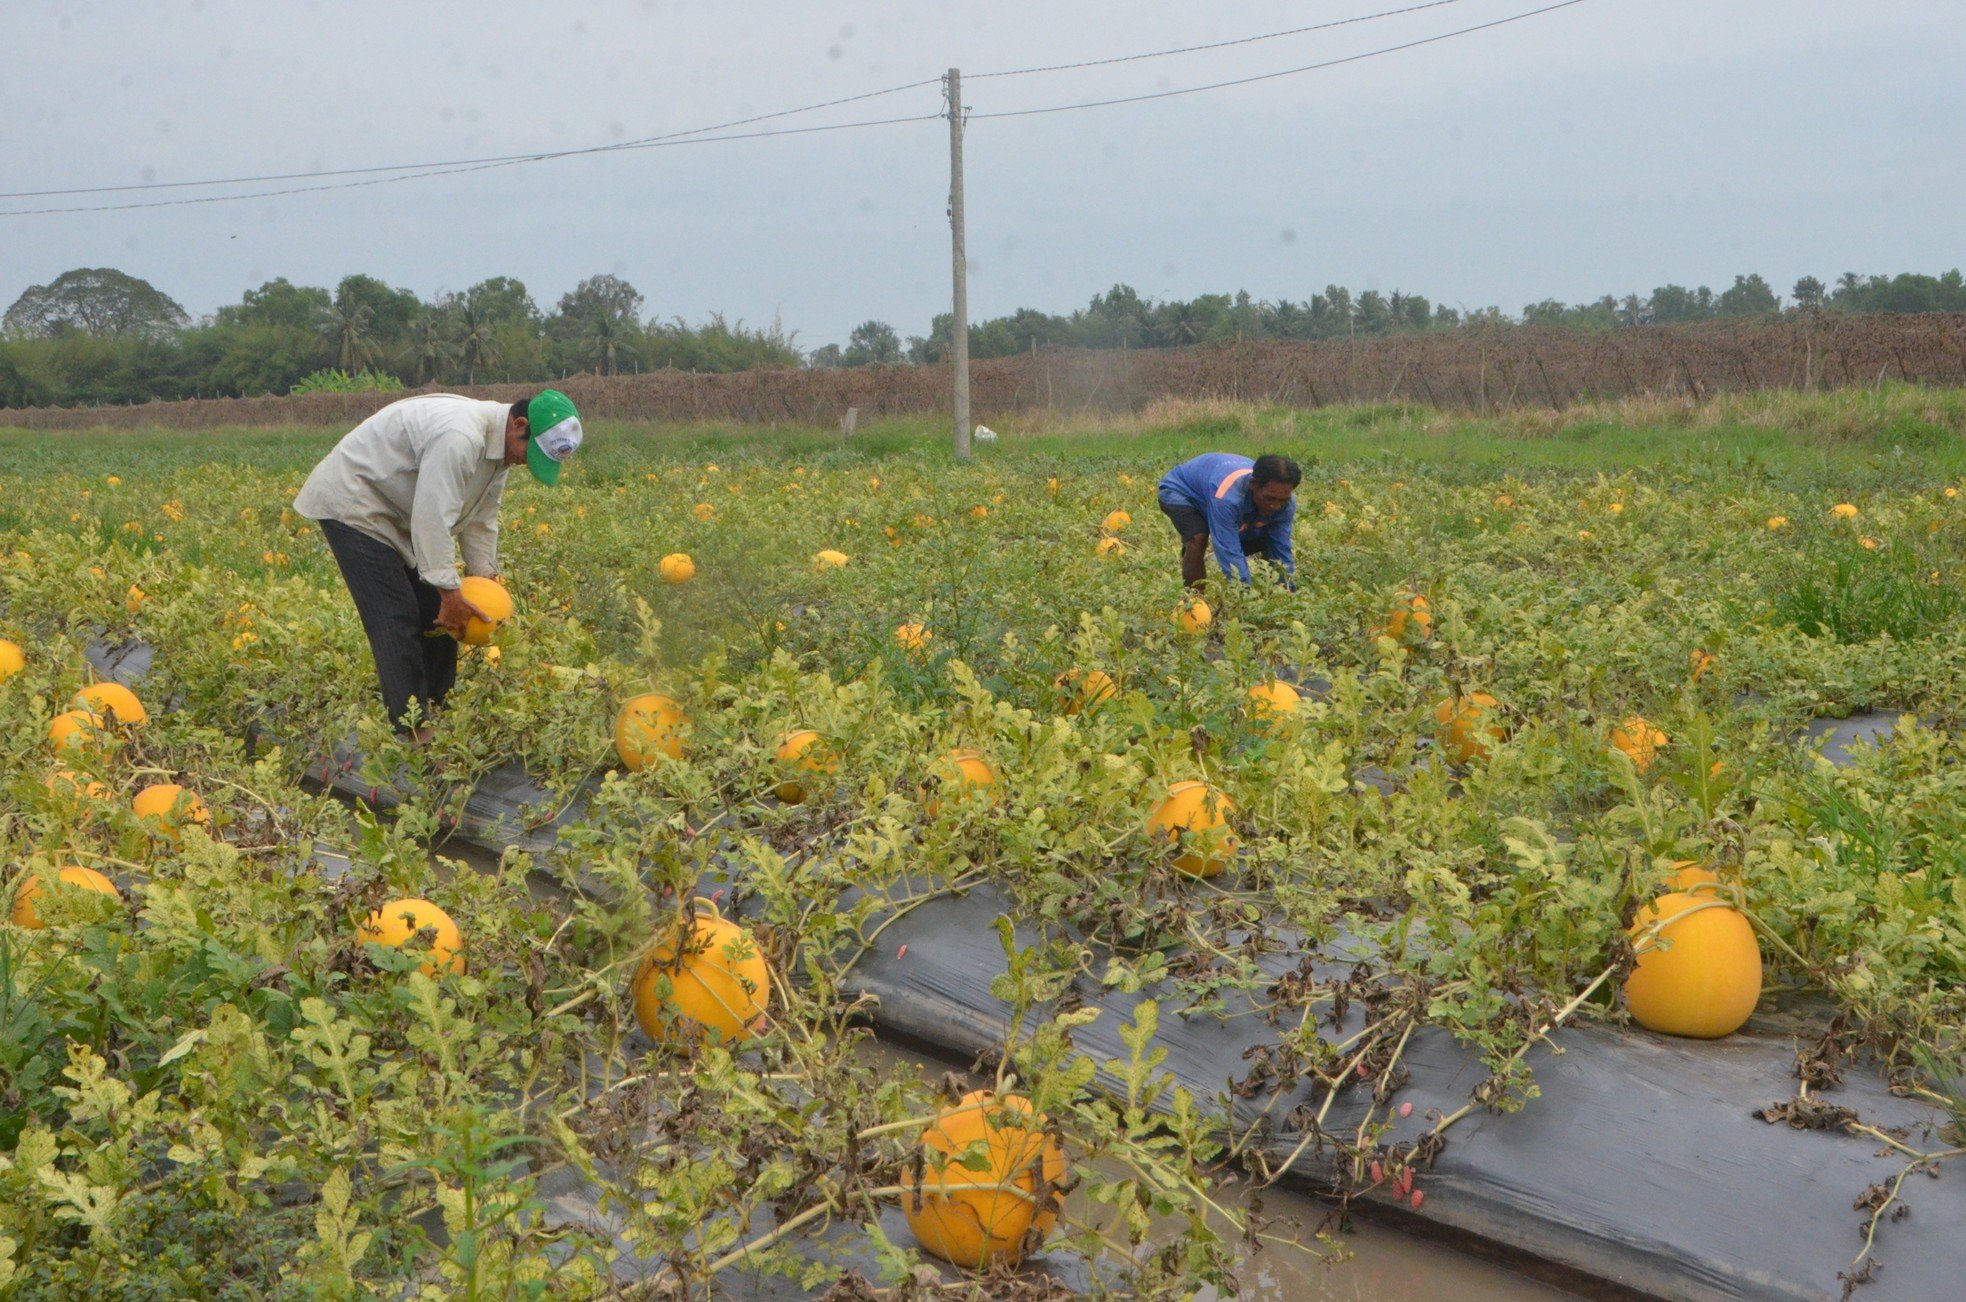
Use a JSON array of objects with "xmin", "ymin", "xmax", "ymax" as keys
[
  {"xmin": 970, "ymin": 0, "xmax": 1592, "ymax": 120},
  {"xmin": 1, "ymin": 0, "xmax": 1497, "ymax": 204},
  {"xmin": 0, "ymin": 77, "xmax": 942, "ymax": 200},
  {"xmin": 0, "ymin": 113, "xmax": 941, "ymax": 217},
  {"xmin": 969, "ymin": 0, "xmax": 1472, "ymax": 79},
  {"xmin": 0, "ymin": 0, "xmax": 1592, "ymax": 218}
]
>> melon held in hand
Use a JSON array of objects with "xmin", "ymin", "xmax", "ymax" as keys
[{"xmin": 454, "ymin": 576, "xmax": 513, "ymax": 646}]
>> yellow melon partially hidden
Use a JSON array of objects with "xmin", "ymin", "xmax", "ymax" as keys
[
  {"xmin": 1055, "ymin": 668, "xmax": 1118, "ymax": 716},
  {"xmin": 48, "ymin": 710, "xmax": 106, "ymax": 753},
  {"xmin": 615, "ymin": 694, "xmax": 690, "ymax": 770},
  {"xmin": 358, "ymin": 897, "xmax": 465, "ymax": 976},
  {"xmin": 631, "ymin": 898, "xmax": 770, "ymax": 1045},
  {"xmin": 72, "ymin": 682, "xmax": 148, "ymax": 727},
  {"xmin": 0, "ymin": 639, "xmax": 24, "ymax": 682},
  {"xmin": 773, "ymin": 729, "xmax": 837, "ymax": 804},
  {"xmin": 1147, "ymin": 781, "xmax": 1238, "ymax": 877},
  {"xmin": 1246, "ymin": 681, "xmax": 1301, "ymax": 730},
  {"xmin": 455, "ymin": 576, "xmax": 514, "ymax": 646},
  {"xmin": 1609, "ymin": 716, "xmax": 1668, "ymax": 773},
  {"xmin": 1623, "ymin": 891, "xmax": 1761, "ymax": 1039},
  {"xmin": 1434, "ymin": 693, "xmax": 1505, "ymax": 765},
  {"xmin": 132, "ymin": 783, "xmax": 212, "ymax": 840},
  {"xmin": 1374, "ymin": 591, "xmax": 1433, "ymax": 645},
  {"xmin": 902, "ymin": 1091, "xmax": 1067, "ymax": 1269},
  {"xmin": 11, "ymin": 866, "xmax": 121, "ymax": 929},
  {"xmin": 1175, "ymin": 599, "xmax": 1212, "ymax": 635}
]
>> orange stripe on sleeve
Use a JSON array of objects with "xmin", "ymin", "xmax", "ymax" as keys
[{"xmin": 1214, "ymin": 467, "xmax": 1252, "ymax": 499}]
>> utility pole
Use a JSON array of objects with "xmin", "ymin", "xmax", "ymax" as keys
[{"xmin": 946, "ymin": 67, "xmax": 971, "ymax": 461}]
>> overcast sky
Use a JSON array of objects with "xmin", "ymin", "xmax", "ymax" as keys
[{"xmin": 4, "ymin": 0, "xmax": 1962, "ymax": 348}]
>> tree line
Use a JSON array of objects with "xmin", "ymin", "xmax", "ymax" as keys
[{"xmin": 3, "ymin": 265, "xmax": 1963, "ymax": 409}]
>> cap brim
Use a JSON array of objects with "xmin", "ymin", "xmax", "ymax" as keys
[{"xmin": 526, "ymin": 437, "xmax": 562, "ymax": 486}]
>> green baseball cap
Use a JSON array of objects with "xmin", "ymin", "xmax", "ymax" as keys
[{"xmin": 525, "ymin": 389, "xmax": 583, "ymax": 486}]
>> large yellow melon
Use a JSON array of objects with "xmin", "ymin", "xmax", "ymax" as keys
[
  {"xmin": 1433, "ymin": 693, "xmax": 1505, "ymax": 765},
  {"xmin": 773, "ymin": 729, "xmax": 837, "ymax": 804},
  {"xmin": 451, "ymin": 576, "xmax": 513, "ymax": 646},
  {"xmin": 1101, "ymin": 510, "xmax": 1132, "ymax": 534},
  {"xmin": 11, "ymin": 866, "xmax": 121, "ymax": 929},
  {"xmin": 903, "ymin": 1091, "xmax": 1066, "ymax": 1269},
  {"xmin": 615, "ymin": 693, "xmax": 689, "ymax": 770},
  {"xmin": 1147, "ymin": 780, "xmax": 1238, "ymax": 877},
  {"xmin": 1174, "ymin": 599, "xmax": 1212, "ymax": 635},
  {"xmin": 631, "ymin": 898, "xmax": 771, "ymax": 1045},
  {"xmin": 812, "ymin": 549, "xmax": 850, "ymax": 572},
  {"xmin": 0, "ymin": 639, "xmax": 26, "ymax": 682},
  {"xmin": 358, "ymin": 897, "xmax": 465, "ymax": 976},
  {"xmin": 48, "ymin": 710, "xmax": 106, "ymax": 753},
  {"xmin": 72, "ymin": 682, "xmax": 148, "ymax": 727},
  {"xmin": 659, "ymin": 553, "xmax": 697, "ymax": 585},
  {"xmin": 132, "ymin": 783, "xmax": 212, "ymax": 841},
  {"xmin": 1623, "ymin": 891, "xmax": 1762, "ymax": 1039}
]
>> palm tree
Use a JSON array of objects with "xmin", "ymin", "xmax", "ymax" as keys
[
  {"xmin": 405, "ymin": 314, "xmax": 458, "ymax": 385},
  {"xmin": 583, "ymin": 312, "xmax": 633, "ymax": 376},
  {"xmin": 316, "ymin": 303, "xmax": 377, "ymax": 374},
  {"xmin": 456, "ymin": 303, "xmax": 501, "ymax": 385}
]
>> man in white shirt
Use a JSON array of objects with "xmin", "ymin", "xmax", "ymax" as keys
[{"xmin": 295, "ymin": 389, "xmax": 583, "ymax": 738}]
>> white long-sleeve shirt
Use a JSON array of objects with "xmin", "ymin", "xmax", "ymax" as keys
[{"xmin": 294, "ymin": 394, "xmax": 510, "ymax": 590}]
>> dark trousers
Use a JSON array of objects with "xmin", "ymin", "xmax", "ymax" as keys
[{"xmin": 320, "ymin": 520, "xmax": 456, "ymax": 732}]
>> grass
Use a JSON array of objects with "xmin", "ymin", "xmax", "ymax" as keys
[{"xmin": 6, "ymin": 383, "xmax": 1966, "ymax": 486}]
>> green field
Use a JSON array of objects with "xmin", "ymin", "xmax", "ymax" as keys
[{"xmin": 2, "ymin": 390, "xmax": 1963, "ymax": 1296}]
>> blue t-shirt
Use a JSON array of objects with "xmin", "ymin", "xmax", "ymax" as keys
[{"xmin": 1157, "ymin": 453, "xmax": 1296, "ymax": 583}]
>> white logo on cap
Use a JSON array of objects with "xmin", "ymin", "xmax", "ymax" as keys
[{"xmin": 539, "ymin": 416, "xmax": 583, "ymax": 462}]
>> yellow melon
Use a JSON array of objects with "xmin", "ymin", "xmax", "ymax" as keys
[
  {"xmin": 72, "ymin": 682, "xmax": 148, "ymax": 727},
  {"xmin": 0, "ymin": 639, "xmax": 24, "ymax": 682},
  {"xmin": 773, "ymin": 729, "xmax": 837, "ymax": 804},
  {"xmin": 46, "ymin": 769, "xmax": 112, "ymax": 810},
  {"xmin": 358, "ymin": 897, "xmax": 465, "ymax": 976},
  {"xmin": 1095, "ymin": 537, "xmax": 1127, "ymax": 558},
  {"xmin": 1174, "ymin": 599, "xmax": 1212, "ymax": 635},
  {"xmin": 1102, "ymin": 510, "xmax": 1131, "ymax": 534},
  {"xmin": 1623, "ymin": 891, "xmax": 1762, "ymax": 1039},
  {"xmin": 631, "ymin": 898, "xmax": 770, "ymax": 1045},
  {"xmin": 48, "ymin": 710, "xmax": 106, "ymax": 753},
  {"xmin": 894, "ymin": 622, "xmax": 931, "ymax": 654},
  {"xmin": 659, "ymin": 553, "xmax": 697, "ymax": 584},
  {"xmin": 1609, "ymin": 716, "xmax": 1668, "ymax": 773},
  {"xmin": 615, "ymin": 693, "xmax": 689, "ymax": 770},
  {"xmin": 1054, "ymin": 668, "xmax": 1118, "ymax": 716},
  {"xmin": 902, "ymin": 1091, "xmax": 1066, "ymax": 1269},
  {"xmin": 132, "ymin": 783, "xmax": 212, "ymax": 840},
  {"xmin": 11, "ymin": 866, "xmax": 121, "ymax": 929},
  {"xmin": 1147, "ymin": 781, "xmax": 1238, "ymax": 877},
  {"xmin": 925, "ymin": 749, "xmax": 996, "ymax": 816},
  {"xmin": 1433, "ymin": 693, "xmax": 1505, "ymax": 765},
  {"xmin": 1373, "ymin": 591, "xmax": 1433, "ymax": 644},
  {"xmin": 812, "ymin": 549, "xmax": 850, "ymax": 572},
  {"xmin": 455, "ymin": 576, "xmax": 514, "ymax": 646},
  {"xmin": 1246, "ymin": 681, "xmax": 1301, "ymax": 730}
]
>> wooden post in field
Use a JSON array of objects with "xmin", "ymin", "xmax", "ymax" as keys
[{"xmin": 947, "ymin": 67, "xmax": 972, "ymax": 461}]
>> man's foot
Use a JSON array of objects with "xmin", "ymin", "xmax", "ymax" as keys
[{"xmin": 408, "ymin": 725, "xmax": 436, "ymax": 747}]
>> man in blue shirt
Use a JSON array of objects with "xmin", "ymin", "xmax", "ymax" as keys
[{"xmin": 1156, "ymin": 453, "xmax": 1300, "ymax": 589}]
